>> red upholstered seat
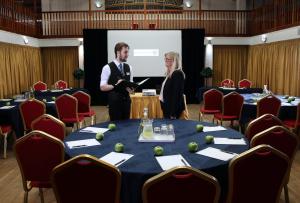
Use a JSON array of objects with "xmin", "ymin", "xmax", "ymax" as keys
[
  {"xmin": 245, "ymin": 114, "xmax": 283, "ymax": 141},
  {"xmin": 0, "ymin": 124, "xmax": 13, "ymax": 158},
  {"xmin": 283, "ymin": 102, "xmax": 300, "ymax": 133},
  {"xmin": 0, "ymin": 125, "xmax": 12, "ymax": 134},
  {"xmin": 19, "ymin": 99, "xmax": 46, "ymax": 133},
  {"xmin": 214, "ymin": 113, "xmax": 237, "ymax": 120},
  {"xmin": 220, "ymin": 79, "xmax": 234, "ymax": 87},
  {"xmin": 143, "ymin": 166, "xmax": 220, "ymax": 203},
  {"xmin": 199, "ymin": 89, "xmax": 223, "ymax": 121},
  {"xmin": 55, "ymin": 80, "xmax": 68, "ymax": 89},
  {"xmin": 238, "ymin": 79, "xmax": 252, "ymax": 88},
  {"xmin": 14, "ymin": 131, "xmax": 64, "ymax": 203},
  {"xmin": 31, "ymin": 114, "xmax": 66, "ymax": 141},
  {"xmin": 72, "ymin": 91, "xmax": 96, "ymax": 125},
  {"xmin": 227, "ymin": 145, "xmax": 290, "ymax": 203},
  {"xmin": 257, "ymin": 94, "xmax": 281, "ymax": 117},
  {"xmin": 51, "ymin": 155, "xmax": 121, "ymax": 203},
  {"xmin": 33, "ymin": 81, "xmax": 47, "ymax": 91}
]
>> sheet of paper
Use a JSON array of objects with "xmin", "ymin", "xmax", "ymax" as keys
[
  {"xmin": 156, "ymin": 154, "xmax": 191, "ymax": 171},
  {"xmin": 203, "ymin": 126, "xmax": 227, "ymax": 132},
  {"xmin": 196, "ymin": 147, "xmax": 237, "ymax": 161},
  {"xmin": 214, "ymin": 137, "xmax": 246, "ymax": 145},
  {"xmin": 66, "ymin": 139, "xmax": 101, "ymax": 149},
  {"xmin": 79, "ymin": 127, "xmax": 109, "ymax": 134},
  {"xmin": 47, "ymin": 101, "xmax": 55, "ymax": 104},
  {"xmin": 0, "ymin": 105, "xmax": 15, "ymax": 109},
  {"xmin": 14, "ymin": 99, "xmax": 26, "ymax": 102},
  {"xmin": 100, "ymin": 152, "xmax": 134, "ymax": 167}
]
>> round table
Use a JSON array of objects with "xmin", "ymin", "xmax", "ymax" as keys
[{"xmin": 64, "ymin": 119, "xmax": 249, "ymax": 203}]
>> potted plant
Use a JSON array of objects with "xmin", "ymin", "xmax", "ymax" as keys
[
  {"xmin": 73, "ymin": 68, "xmax": 84, "ymax": 88},
  {"xmin": 200, "ymin": 67, "xmax": 213, "ymax": 87}
]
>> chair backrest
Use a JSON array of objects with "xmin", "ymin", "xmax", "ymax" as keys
[
  {"xmin": 33, "ymin": 81, "xmax": 47, "ymax": 91},
  {"xmin": 72, "ymin": 91, "xmax": 91, "ymax": 113},
  {"xmin": 31, "ymin": 114, "xmax": 66, "ymax": 141},
  {"xmin": 251, "ymin": 126, "xmax": 299, "ymax": 163},
  {"xmin": 143, "ymin": 166, "xmax": 220, "ymax": 203},
  {"xmin": 245, "ymin": 114, "xmax": 284, "ymax": 141},
  {"xmin": 203, "ymin": 89, "xmax": 223, "ymax": 111},
  {"xmin": 222, "ymin": 92, "xmax": 244, "ymax": 118},
  {"xmin": 55, "ymin": 94, "xmax": 79, "ymax": 120},
  {"xmin": 238, "ymin": 79, "xmax": 252, "ymax": 88},
  {"xmin": 51, "ymin": 154, "xmax": 121, "ymax": 203},
  {"xmin": 14, "ymin": 131, "xmax": 64, "ymax": 190},
  {"xmin": 220, "ymin": 79, "xmax": 234, "ymax": 87},
  {"xmin": 19, "ymin": 99, "xmax": 46, "ymax": 131},
  {"xmin": 257, "ymin": 94, "xmax": 281, "ymax": 117},
  {"xmin": 227, "ymin": 145, "xmax": 290, "ymax": 203},
  {"xmin": 294, "ymin": 102, "xmax": 300, "ymax": 130},
  {"xmin": 55, "ymin": 80, "xmax": 68, "ymax": 89}
]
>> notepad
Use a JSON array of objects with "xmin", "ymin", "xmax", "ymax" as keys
[
  {"xmin": 214, "ymin": 137, "xmax": 246, "ymax": 145},
  {"xmin": 79, "ymin": 127, "xmax": 109, "ymax": 134},
  {"xmin": 203, "ymin": 126, "xmax": 227, "ymax": 132},
  {"xmin": 197, "ymin": 147, "xmax": 237, "ymax": 161},
  {"xmin": 0, "ymin": 105, "xmax": 15, "ymax": 109},
  {"xmin": 66, "ymin": 139, "xmax": 101, "ymax": 149},
  {"xmin": 156, "ymin": 154, "xmax": 191, "ymax": 171},
  {"xmin": 100, "ymin": 152, "xmax": 133, "ymax": 167}
]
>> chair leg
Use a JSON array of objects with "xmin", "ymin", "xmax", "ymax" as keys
[
  {"xmin": 24, "ymin": 191, "xmax": 28, "ymax": 203},
  {"xmin": 284, "ymin": 184, "xmax": 290, "ymax": 203},
  {"xmin": 3, "ymin": 133, "xmax": 7, "ymax": 159},
  {"xmin": 39, "ymin": 188, "xmax": 44, "ymax": 203}
]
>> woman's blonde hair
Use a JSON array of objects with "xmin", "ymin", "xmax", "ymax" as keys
[{"xmin": 164, "ymin": 52, "xmax": 184, "ymax": 77}]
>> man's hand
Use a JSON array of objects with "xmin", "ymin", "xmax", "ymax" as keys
[
  {"xmin": 115, "ymin": 79, "xmax": 124, "ymax": 86},
  {"xmin": 126, "ymin": 87, "xmax": 134, "ymax": 94}
]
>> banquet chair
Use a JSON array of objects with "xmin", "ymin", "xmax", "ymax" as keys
[
  {"xmin": 14, "ymin": 130, "xmax": 64, "ymax": 203},
  {"xmin": 283, "ymin": 102, "xmax": 300, "ymax": 133},
  {"xmin": 33, "ymin": 81, "xmax": 47, "ymax": 91},
  {"xmin": 238, "ymin": 79, "xmax": 252, "ymax": 88},
  {"xmin": 220, "ymin": 79, "xmax": 235, "ymax": 87},
  {"xmin": 72, "ymin": 91, "xmax": 96, "ymax": 125},
  {"xmin": 19, "ymin": 99, "xmax": 46, "ymax": 134},
  {"xmin": 214, "ymin": 92, "xmax": 244, "ymax": 131},
  {"xmin": 143, "ymin": 166, "xmax": 220, "ymax": 203},
  {"xmin": 51, "ymin": 154, "xmax": 121, "ymax": 203},
  {"xmin": 226, "ymin": 145, "xmax": 290, "ymax": 203},
  {"xmin": 55, "ymin": 94, "xmax": 84, "ymax": 131},
  {"xmin": 0, "ymin": 124, "xmax": 13, "ymax": 158},
  {"xmin": 257, "ymin": 94, "xmax": 281, "ymax": 117},
  {"xmin": 179, "ymin": 94, "xmax": 189, "ymax": 120},
  {"xmin": 31, "ymin": 114, "xmax": 66, "ymax": 141},
  {"xmin": 199, "ymin": 89, "xmax": 223, "ymax": 122},
  {"xmin": 55, "ymin": 80, "xmax": 68, "ymax": 89},
  {"xmin": 245, "ymin": 114, "xmax": 284, "ymax": 141},
  {"xmin": 250, "ymin": 126, "xmax": 300, "ymax": 203}
]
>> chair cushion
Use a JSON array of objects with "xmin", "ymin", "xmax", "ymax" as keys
[
  {"xmin": 62, "ymin": 116, "xmax": 84, "ymax": 123},
  {"xmin": 283, "ymin": 120, "xmax": 300, "ymax": 128},
  {"xmin": 79, "ymin": 110, "xmax": 95, "ymax": 117},
  {"xmin": 30, "ymin": 181, "xmax": 52, "ymax": 188},
  {"xmin": 0, "ymin": 125, "xmax": 12, "ymax": 134},
  {"xmin": 214, "ymin": 113, "xmax": 238, "ymax": 121},
  {"xmin": 200, "ymin": 108, "xmax": 220, "ymax": 114}
]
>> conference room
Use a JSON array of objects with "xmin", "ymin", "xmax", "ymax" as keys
[{"xmin": 1, "ymin": 0, "xmax": 300, "ymax": 202}]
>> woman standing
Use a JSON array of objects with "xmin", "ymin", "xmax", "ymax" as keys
[{"xmin": 159, "ymin": 52, "xmax": 185, "ymax": 119}]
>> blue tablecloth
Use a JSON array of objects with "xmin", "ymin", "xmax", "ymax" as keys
[
  {"xmin": 64, "ymin": 119, "xmax": 249, "ymax": 203},
  {"xmin": 196, "ymin": 87, "xmax": 263, "ymax": 103}
]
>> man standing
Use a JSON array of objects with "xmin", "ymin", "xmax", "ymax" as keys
[{"xmin": 100, "ymin": 42, "xmax": 133, "ymax": 121}]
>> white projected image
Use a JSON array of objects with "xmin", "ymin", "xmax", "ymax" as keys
[{"xmin": 107, "ymin": 30, "xmax": 181, "ymax": 77}]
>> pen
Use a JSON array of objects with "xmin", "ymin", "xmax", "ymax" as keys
[
  {"xmin": 115, "ymin": 159, "xmax": 126, "ymax": 166},
  {"xmin": 220, "ymin": 149, "xmax": 236, "ymax": 155},
  {"xmin": 181, "ymin": 159, "xmax": 188, "ymax": 166},
  {"xmin": 72, "ymin": 145, "xmax": 87, "ymax": 148}
]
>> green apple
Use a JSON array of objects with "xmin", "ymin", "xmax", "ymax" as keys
[
  {"xmin": 196, "ymin": 124, "xmax": 204, "ymax": 132},
  {"xmin": 291, "ymin": 97, "xmax": 296, "ymax": 101},
  {"xmin": 108, "ymin": 123, "xmax": 116, "ymax": 131},
  {"xmin": 5, "ymin": 102, "xmax": 10, "ymax": 106},
  {"xmin": 114, "ymin": 143, "xmax": 124, "ymax": 152},
  {"xmin": 95, "ymin": 132, "xmax": 104, "ymax": 141},
  {"xmin": 52, "ymin": 96, "xmax": 56, "ymax": 101},
  {"xmin": 42, "ymin": 99, "xmax": 47, "ymax": 103},
  {"xmin": 188, "ymin": 142, "xmax": 198, "ymax": 153},
  {"xmin": 154, "ymin": 146, "xmax": 164, "ymax": 156},
  {"xmin": 287, "ymin": 98, "xmax": 293, "ymax": 103},
  {"xmin": 284, "ymin": 95, "xmax": 289, "ymax": 99},
  {"xmin": 205, "ymin": 135, "xmax": 214, "ymax": 144}
]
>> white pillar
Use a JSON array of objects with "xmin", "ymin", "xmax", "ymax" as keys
[
  {"xmin": 78, "ymin": 38, "xmax": 84, "ymax": 70},
  {"xmin": 205, "ymin": 38, "xmax": 213, "ymax": 69}
]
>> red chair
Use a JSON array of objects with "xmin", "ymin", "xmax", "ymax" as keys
[
  {"xmin": 72, "ymin": 91, "xmax": 96, "ymax": 125},
  {"xmin": 51, "ymin": 154, "xmax": 121, "ymax": 203},
  {"xmin": 14, "ymin": 130, "xmax": 64, "ymax": 203},
  {"xmin": 251, "ymin": 126, "xmax": 300, "ymax": 203},
  {"xmin": 245, "ymin": 114, "xmax": 284, "ymax": 141},
  {"xmin": 19, "ymin": 99, "xmax": 46, "ymax": 134},
  {"xmin": 226, "ymin": 145, "xmax": 290, "ymax": 203},
  {"xmin": 238, "ymin": 79, "xmax": 252, "ymax": 88},
  {"xmin": 55, "ymin": 94, "xmax": 84, "ymax": 130},
  {"xmin": 33, "ymin": 81, "xmax": 47, "ymax": 91},
  {"xmin": 143, "ymin": 166, "xmax": 220, "ymax": 203},
  {"xmin": 199, "ymin": 89, "xmax": 223, "ymax": 121},
  {"xmin": 0, "ymin": 124, "xmax": 13, "ymax": 158},
  {"xmin": 283, "ymin": 102, "xmax": 300, "ymax": 133},
  {"xmin": 214, "ymin": 92, "xmax": 244, "ymax": 130},
  {"xmin": 31, "ymin": 114, "xmax": 66, "ymax": 141},
  {"xmin": 257, "ymin": 94, "xmax": 281, "ymax": 117},
  {"xmin": 220, "ymin": 79, "xmax": 234, "ymax": 87},
  {"xmin": 55, "ymin": 80, "xmax": 68, "ymax": 89}
]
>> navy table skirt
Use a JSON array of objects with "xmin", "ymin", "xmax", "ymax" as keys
[{"xmin": 64, "ymin": 119, "xmax": 249, "ymax": 203}]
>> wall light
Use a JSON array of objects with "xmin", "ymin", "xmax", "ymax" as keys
[
  {"xmin": 22, "ymin": 36, "xmax": 29, "ymax": 45},
  {"xmin": 95, "ymin": 0, "xmax": 103, "ymax": 8},
  {"xmin": 261, "ymin": 34, "xmax": 267, "ymax": 43},
  {"xmin": 183, "ymin": 0, "xmax": 193, "ymax": 8}
]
